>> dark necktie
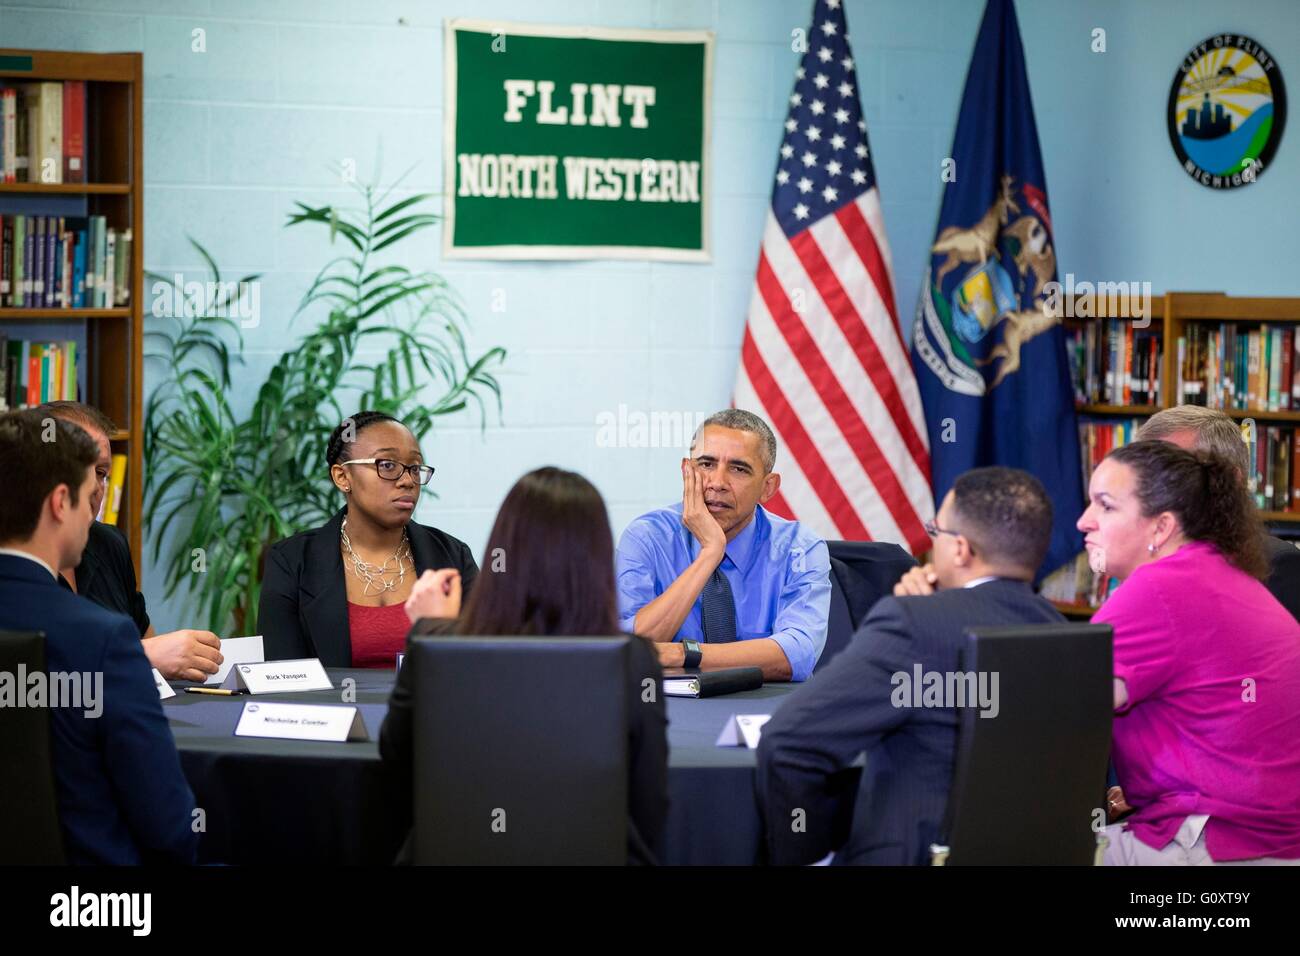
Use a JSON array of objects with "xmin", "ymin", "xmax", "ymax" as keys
[{"xmin": 700, "ymin": 565, "xmax": 737, "ymax": 644}]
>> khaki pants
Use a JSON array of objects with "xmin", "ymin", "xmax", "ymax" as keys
[{"xmin": 1103, "ymin": 814, "xmax": 1300, "ymax": 866}]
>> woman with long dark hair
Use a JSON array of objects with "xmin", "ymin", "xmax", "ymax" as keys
[
  {"xmin": 260, "ymin": 411, "xmax": 478, "ymax": 667},
  {"xmin": 1078, "ymin": 440, "xmax": 1300, "ymax": 865},
  {"xmin": 380, "ymin": 466, "xmax": 669, "ymax": 864}
]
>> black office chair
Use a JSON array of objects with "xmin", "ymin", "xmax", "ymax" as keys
[
  {"xmin": 818, "ymin": 541, "xmax": 918, "ymax": 672},
  {"xmin": 0, "ymin": 630, "xmax": 66, "ymax": 864},
  {"xmin": 409, "ymin": 635, "xmax": 630, "ymax": 865},
  {"xmin": 931, "ymin": 623, "xmax": 1113, "ymax": 865}
]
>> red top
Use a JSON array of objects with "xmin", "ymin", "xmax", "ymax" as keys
[{"xmin": 347, "ymin": 601, "xmax": 411, "ymax": 669}]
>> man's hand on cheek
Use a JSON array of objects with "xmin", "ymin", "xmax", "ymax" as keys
[{"xmin": 681, "ymin": 458, "xmax": 726, "ymax": 556}]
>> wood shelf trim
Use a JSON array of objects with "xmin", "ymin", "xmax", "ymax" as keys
[
  {"xmin": 0, "ymin": 182, "xmax": 131, "ymax": 194},
  {"xmin": 0, "ymin": 308, "xmax": 131, "ymax": 320},
  {"xmin": 1077, "ymin": 404, "xmax": 1160, "ymax": 416}
]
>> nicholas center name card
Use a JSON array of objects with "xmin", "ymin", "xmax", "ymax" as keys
[{"xmin": 234, "ymin": 701, "xmax": 369, "ymax": 742}]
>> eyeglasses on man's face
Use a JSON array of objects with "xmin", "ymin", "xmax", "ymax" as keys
[
  {"xmin": 923, "ymin": 518, "xmax": 961, "ymax": 539},
  {"xmin": 340, "ymin": 458, "xmax": 435, "ymax": 485}
]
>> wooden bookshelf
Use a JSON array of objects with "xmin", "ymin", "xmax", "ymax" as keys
[
  {"xmin": 1058, "ymin": 291, "xmax": 1300, "ymax": 617},
  {"xmin": 1, "ymin": 50, "xmax": 143, "ymax": 578},
  {"xmin": 1166, "ymin": 292, "xmax": 1300, "ymax": 525}
]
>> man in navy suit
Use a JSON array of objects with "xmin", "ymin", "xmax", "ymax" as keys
[
  {"xmin": 0, "ymin": 410, "xmax": 198, "ymax": 864},
  {"xmin": 756, "ymin": 466, "xmax": 1065, "ymax": 865}
]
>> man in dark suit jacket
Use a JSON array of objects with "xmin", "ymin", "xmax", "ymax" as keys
[
  {"xmin": 0, "ymin": 410, "xmax": 198, "ymax": 865},
  {"xmin": 757, "ymin": 467, "xmax": 1066, "ymax": 865}
]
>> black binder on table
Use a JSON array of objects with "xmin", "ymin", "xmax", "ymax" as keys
[{"xmin": 661, "ymin": 666, "xmax": 763, "ymax": 698}]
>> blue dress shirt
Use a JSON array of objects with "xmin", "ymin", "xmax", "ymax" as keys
[{"xmin": 616, "ymin": 503, "xmax": 831, "ymax": 682}]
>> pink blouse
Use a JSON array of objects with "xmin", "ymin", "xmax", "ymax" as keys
[{"xmin": 1095, "ymin": 540, "xmax": 1300, "ymax": 861}]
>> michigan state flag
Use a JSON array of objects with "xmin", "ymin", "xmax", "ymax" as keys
[{"xmin": 911, "ymin": 0, "xmax": 1082, "ymax": 577}]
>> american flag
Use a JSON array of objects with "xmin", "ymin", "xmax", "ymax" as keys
[{"xmin": 732, "ymin": 0, "xmax": 933, "ymax": 554}]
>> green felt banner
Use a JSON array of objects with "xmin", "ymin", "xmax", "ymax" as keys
[{"xmin": 443, "ymin": 19, "xmax": 713, "ymax": 261}]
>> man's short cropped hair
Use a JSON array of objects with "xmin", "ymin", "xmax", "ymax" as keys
[
  {"xmin": 1137, "ymin": 405, "xmax": 1250, "ymax": 477},
  {"xmin": 950, "ymin": 466, "xmax": 1054, "ymax": 575},
  {"xmin": 37, "ymin": 400, "xmax": 117, "ymax": 440},
  {"xmin": 690, "ymin": 408, "xmax": 778, "ymax": 473},
  {"xmin": 0, "ymin": 409, "xmax": 99, "ymax": 544}
]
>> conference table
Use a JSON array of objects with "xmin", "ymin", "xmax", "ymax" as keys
[{"xmin": 164, "ymin": 669, "xmax": 817, "ymax": 865}]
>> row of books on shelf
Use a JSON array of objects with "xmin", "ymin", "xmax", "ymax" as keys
[
  {"xmin": 1053, "ymin": 415, "xmax": 1300, "ymax": 610},
  {"xmin": 0, "ymin": 336, "xmax": 79, "ymax": 410},
  {"xmin": 1178, "ymin": 322, "xmax": 1300, "ymax": 413},
  {"xmin": 1, "ymin": 214, "xmax": 131, "ymax": 308},
  {"xmin": 1067, "ymin": 320, "xmax": 1163, "ymax": 406},
  {"xmin": 1080, "ymin": 415, "xmax": 1300, "ymax": 512},
  {"xmin": 0, "ymin": 81, "xmax": 87, "ymax": 184}
]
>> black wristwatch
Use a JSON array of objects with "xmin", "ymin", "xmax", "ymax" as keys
[{"xmin": 682, "ymin": 639, "xmax": 703, "ymax": 669}]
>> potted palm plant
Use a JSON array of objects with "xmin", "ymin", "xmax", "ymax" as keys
[{"xmin": 144, "ymin": 180, "xmax": 505, "ymax": 635}]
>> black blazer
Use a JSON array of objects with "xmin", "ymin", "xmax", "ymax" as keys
[
  {"xmin": 259, "ymin": 508, "xmax": 479, "ymax": 667},
  {"xmin": 379, "ymin": 621, "xmax": 669, "ymax": 865},
  {"xmin": 756, "ymin": 578, "xmax": 1065, "ymax": 866},
  {"xmin": 1263, "ymin": 535, "xmax": 1300, "ymax": 623},
  {"xmin": 0, "ymin": 555, "xmax": 197, "ymax": 864}
]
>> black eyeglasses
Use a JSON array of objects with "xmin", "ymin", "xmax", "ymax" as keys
[
  {"xmin": 923, "ymin": 518, "xmax": 961, "ymax": 539},
  {"xmin": 340, "ymin": 458, "xmax": 435, "ymax": 485}
]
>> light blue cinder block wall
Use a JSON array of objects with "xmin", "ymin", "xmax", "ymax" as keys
[{"xmin": 1, "ymin": 0, "xmax": 1296, "ymax": 631}]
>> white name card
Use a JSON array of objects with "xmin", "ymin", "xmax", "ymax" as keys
[
  {"xmin": 234, "ymin": 701, "xmax": 368, "ymax": 742},
  {"xmin": 220, "ymin": 658, "xmax": 333, "ymax": 694},
  {"xmin": 716, "ymin": 713, "xmax": 771, "ymax": 749},
  {"xmin": 153, "ymin": 668, "xmax": 175, "ymax": 699},
  {"xmin": 206, "ymin": 634, "xmax": 266, "ymax": 686}
]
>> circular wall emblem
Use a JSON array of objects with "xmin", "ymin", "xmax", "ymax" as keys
[{"xmin": 1168, "ymin": 34, "xmax": 1286, "ymax": 188}]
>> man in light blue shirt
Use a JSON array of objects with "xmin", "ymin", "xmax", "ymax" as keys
[{"xmin": 616, "ymin": 409, "xmax": 830, "ymax": 682}]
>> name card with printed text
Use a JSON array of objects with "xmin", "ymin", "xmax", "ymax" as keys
[
  {"xmin": 153, "ymin": 668, "xmax": 175, "ymax": 699},
  {"xmin": 220, "ymin": 658, "xmax": 333, "ymax": 694},
  {"xmin": 234, "ymin": 701, "xmax": 369, "ymax": 742},
  {"xmin": 715, "ymin": 714, "xmax": 771, "ymax": 749}
]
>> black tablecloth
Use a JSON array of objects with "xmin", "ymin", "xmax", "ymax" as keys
[{"xmin": 165, "ymin": 669, "xmax": 802, "ymax": 865}]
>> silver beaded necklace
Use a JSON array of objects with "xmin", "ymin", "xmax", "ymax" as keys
[{"xmin": 340, "ymin": 517, "xmax": 412, "ymax": 595}]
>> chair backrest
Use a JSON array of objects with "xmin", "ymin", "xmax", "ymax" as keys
[
  {"xmin": 937, "ymin": 623, "xmax": 1113, "ymax": 865},
  {"xmin": 0, "ymin": 630, "xmax": 66, "ymax": 864},
  {"xmin": 818, "ymin": 541, "xmax": 918, "ymax": 671},
  {"xmin": 410, "ymin": 635, "xmax": 630, "ymax": 865}
]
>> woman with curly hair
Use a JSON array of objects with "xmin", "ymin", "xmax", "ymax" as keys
[{"xmin": 1078, "ymin": 440, "xmax": 1300, "ymax": 865}]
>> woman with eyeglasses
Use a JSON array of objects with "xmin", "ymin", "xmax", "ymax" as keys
[{"xmin": 260, "ymin": 411, "xmax": 478, "ymax": 667}]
